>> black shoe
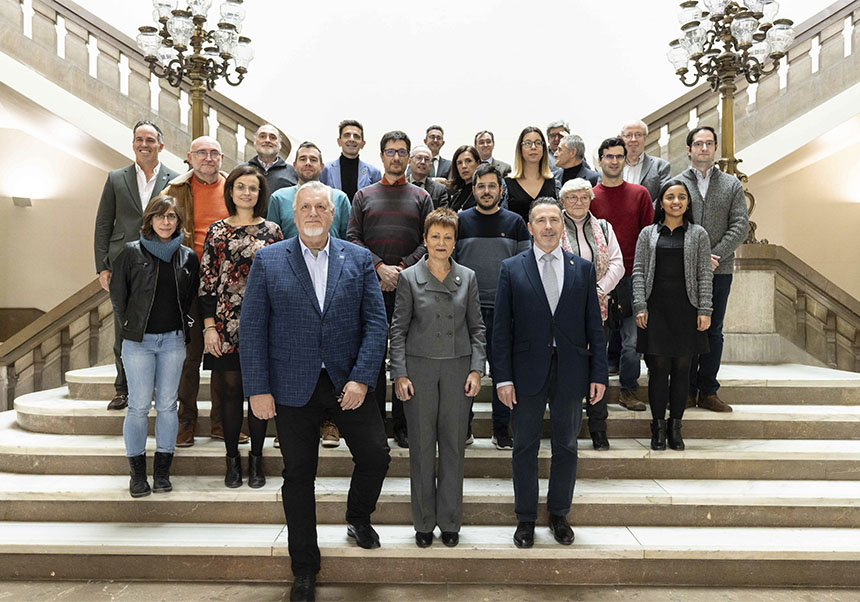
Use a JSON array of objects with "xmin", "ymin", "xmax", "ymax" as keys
[
  {"xmin": 465, "ymin": 426, "xmax": 474, "ymax": 446},
  {"xmin": 513, "ymin": 521, "xmax": 535, "ymax": 548},
  {"xmin": 152, "ymin": 451, "xmax": 173, "ymax": 493},
  {"xmin": 548, "ymin": 514, "xmax": 574, "ymax": 545},
  {"xmin": 393, "ymin": 428, "xmax": 409, "ymax": 449},
  {"xmin": 441, "ymin": 531, "xmax": 459, "ymax": 547},
  {"xmin": 224, "ymin": 454, "xmax": 242, "ymax": 488},
  {"xmin": 128, "ymin": 454, "xmax": 151, "ymax": 498},
  {"xmin": 608, "ymin": 364, "xmax": 619, "ymax": 376},
  {"xmin": 668, "ymin": 418, "xmax": 685, "ymax": 451},
  {"xmin": 347, "ymin": 523, "xmax": 380, "ymax": 549},
  {"xmin": 591, "ymin": 431, "xmax": 610, "ymax": 451},
  {"xmin": 247, "ymin": 451, "xmax": 265, "ymax": 488},
  {"xmin": 492, "ymin": 428, "xmax": 513, "ymax": 450},
  {"xmin": 290, "ymin": 574, "xmax": 316, "ymax": 602},
  {"xmin": 650, "ymin": 419, "xmax": 667, "ymax": 451},
  {"xmin": 415, "ymin": 531, "xmax": 433, "ymax": 548},
  {"xmin": 107, "ymin": 393, "xmax": 128, "ymax": 410}
]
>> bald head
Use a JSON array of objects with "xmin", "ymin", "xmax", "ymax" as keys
[{"xmin": 188, "ymin": 136, "xmax": 222, "ymax": 184}]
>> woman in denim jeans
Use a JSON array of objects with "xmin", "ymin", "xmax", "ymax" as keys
[{"xmin": 110, "ymin": 196, "xmax": 199, "ymax": 498}]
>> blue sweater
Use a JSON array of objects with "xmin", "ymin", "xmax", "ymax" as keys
[{"xmin": 267, "ymin": 185, "xmax": 351, "ymax": 240}]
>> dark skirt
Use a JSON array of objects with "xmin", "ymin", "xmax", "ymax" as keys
[
  {"xmin": 636, "ymin": 247, "xmax": 709, "ymax": 357},
  {"xmin": 203, "ymin": 351, "xmax": 241, "ymax": 371}
]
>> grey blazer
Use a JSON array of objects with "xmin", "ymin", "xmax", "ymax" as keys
[
  {"xmin": 636, "ymin": 153, "xmax": 671, "ymax": 202},
  {"xmin": 389, "ymin": 257, "xmax": 486, "ymax": 379},
  {"xmin": 409, "ymin": 176, "xmax": 450, "ymax": 209},
  {"xmin": 433, "ymin": 156, "xmax": 452, "ymax": 179},
  {"xmin": 94, "ymin": 163, "xmax": 178, "ymax": 273},
  {"xmin": 490, "ymin": 158, "xmax": 512, "ymax": 178}
]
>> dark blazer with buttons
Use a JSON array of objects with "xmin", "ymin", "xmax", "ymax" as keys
[
  {"xmin": 389, "ymin": 257, "xmax": 486, "ymax": 379},
  {"xmin": 94, "ymin": 163, "xmax": 178, "ymax": 273},
  {"xmin": 409, "ymin": 177, "xmax": 449, "ymax": 209},
  {"xmin": 635, "ymin": 153, "xmax": 671, "ymax": 202},
  {"xmin": 493, "ymin": 247, "xmax": 607, "ymax": 399}
]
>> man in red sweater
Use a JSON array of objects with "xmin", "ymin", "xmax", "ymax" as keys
[{"xmin": 590, "ymin": 137, "xmax": 654, "ymax": 411}]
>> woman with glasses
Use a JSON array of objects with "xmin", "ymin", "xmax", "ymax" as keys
[
  {"xmin": 446, "ymin": 145, "xmax": 482, "ymax": 212},
  {"xmin": 199, "ymin": 165, "xmax": 283, "ymax": 488},
  {"xmin": 110, "ymin": 196, "xmax": 199, "ymax": 498},
  {"xmin": 505, "ymin": 126, "xmax": 557, "ymax": 222}
]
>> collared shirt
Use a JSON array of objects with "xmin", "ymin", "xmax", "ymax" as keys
[
  {"xmin": 431, "ymin": 156, "xmax": 440, "ymax": 177},
  {"xmin": 533, "ymin": 244, "xmax": 565, "ymax": 306},
  {"xmin": 380, "ymin": 175, "xmax": 408, "ymax": 186},
  {"xmin": 693, "ymin": 164, "xmax": 718, "ymax": 199},
  {"xmin": 300, "ymin": 235, "xmax": 331, "ymax": 369},
  {"xmin": 258, "ymin": 158, "xmax": 277, "ymax": 171},
  {"xmin": 135, "ymin": 161, "xmax": 160, "ymax": 210},
  {"xmin": 623, "ymin": 154, "xmax": 644, "ymax": 186},
  {"xmin": 409, "ymin": 176, "xmax": 427, "ymax": 190}
]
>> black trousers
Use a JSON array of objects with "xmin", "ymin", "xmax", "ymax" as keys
[
  {"xmin": 375, "ymin": 290, "xmax": 406, "ymax": 431},
  {"xmin": 274, "ymin": 370, "xmax": 390, "ymax": 576},
  {"xmin": 111, "ymin": 296, "xmax": 127, "ymax": 394}
]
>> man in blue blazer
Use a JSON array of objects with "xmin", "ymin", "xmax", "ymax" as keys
[
  {"xmin": 239, "ymin": 181, "xmax": 390, "ymax": 601},
  {"xmin": 493, "ymin": 197, "xmax": 608, "ymax": 549},
  {"xmin": 319, "ymin": 119, "xmax": 382, "ymax": 202}
]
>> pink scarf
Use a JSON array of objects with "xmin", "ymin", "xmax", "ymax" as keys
[{"xmin": 561, "ymin": 213, "xmax": 611, "ymax": 321}]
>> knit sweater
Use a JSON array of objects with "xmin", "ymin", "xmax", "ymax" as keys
[{"xmin": 590, "ymin": 181, "xmax": 653, "ymax": 276}]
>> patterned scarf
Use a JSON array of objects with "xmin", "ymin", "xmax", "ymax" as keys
[{"xmin": 561, "ymin": 212, "xmax": 611, "ymax": 321}]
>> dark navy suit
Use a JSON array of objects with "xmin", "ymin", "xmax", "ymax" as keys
[
  {"xmin": 493, "ymin": 247, "xmax": 607, "ymax": 522},
  {"xmin": 240, "ymin": 235, "xmax": 390, "ymax": 576}
]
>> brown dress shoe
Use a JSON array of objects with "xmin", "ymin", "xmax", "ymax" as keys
[
  {"xmin": 697, "ymin": 394, "xmax": 733, "ymax": 413},
  {"xmin": 107, "ymin": 393, "xmax": 128, "ymax": 411},
  {"xmin": 273, "ymin": 436, "xmax": 280, "ymax": 448},
  {"xmin": 618, "ymin": 390, "xmax": 647, "ymax": 411},
  {"xmin": 321, "ymin": 420, "xmax": 340, "ymax": 448},
  {"xmin": 686, "ymin": 395, "xmax": 698, "ymax": 409},
  {"xmin": 176, "ymin": 422, "xmax": 195, "ymax": 447},
  {"xmin": 210, "ymin": 425, "xmax": 250, "ymax": 443}
]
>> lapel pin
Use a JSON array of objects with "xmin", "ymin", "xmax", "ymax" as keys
[
  {"xmin": 570, "ymin": 259, "xmax": 574, "ymax": 264},
  {"xmin": 454, "ymin": 275, "xmax": 461, "ymax": 283}
]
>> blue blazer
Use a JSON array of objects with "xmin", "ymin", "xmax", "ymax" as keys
[
  {"xmin": 239, "ymin": 236, "xmax": 388, "ymax": 407},
  {"xmin": 320, "ymin": 157, "xmax": 382, "ymax": 198},
  {"xmin": 492, "ymin": 248, "xmax": 608, "ymax": 399}
]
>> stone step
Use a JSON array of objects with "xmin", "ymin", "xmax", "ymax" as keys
[
  {"xmin": 2, "ymin": 412, "xmax": 858, "ymax": 481},
  {"xmin": 64, "ymin": 363, "xmax": 860, "ymax": 405},
  {"xmin": 2, "ymin": 473, "xmax": 858, "ymax": 528},
  {"xmin": 1, "ymin": 521, "xmax": 858, "ymax": 586},
  {"xmin": 15, "ymin": 388, "xmax": 860, "ymax": 439}
]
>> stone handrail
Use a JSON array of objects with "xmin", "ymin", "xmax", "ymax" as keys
[{"xmin": 642, "ymin": 0, "xmax": 860, "ymax": 173}]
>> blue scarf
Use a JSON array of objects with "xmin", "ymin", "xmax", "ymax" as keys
[{"xmin": 140, "ymin": 234, "xmax": 182, "ymax": 263}]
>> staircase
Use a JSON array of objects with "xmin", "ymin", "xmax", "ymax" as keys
[{"xmin": 1, "ymin": 363, "xmax": 859, "ymax": 586}]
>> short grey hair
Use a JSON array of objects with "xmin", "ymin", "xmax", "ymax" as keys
[
  {"xmin": 410, "ymin": 144, "xmax": 432, "ymax": 158},
  {"xmin": 560, "ymin": 134, "xmax": 585, "ymax": 159},
  {"xmin": 620, "ymin": 119, "xmax": 649, "ymax": 136},
  {"xmin": 255, "ymin": 124, "xmax": 281, "ymax": 140},
  {"xmin": 559, "ymin": 178, "xmax": 594, "ymax": 201},
  {"xmin": 528, "ymin": 196, "xmax": 564, "ymax": 223},
  {"xmin": 293, "ymin": 181, "xmax": 334, "ymax": 211},
  {"xmin": 546, "ymin": 120, "xmax": 570, "ymax": 136}
]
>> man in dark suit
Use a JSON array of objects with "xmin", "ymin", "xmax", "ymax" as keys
[
  {"xmin": 242, "ymin": 124, "xmax": 297, "ymax": 201},
  {"xmin": 424, "ymin": 125, "xmax": 452, "ymax": 179},
  {"xmin": 408, "ymin": 144, "xmax": 449, "ymax": 208},
  {"xmin": 240, "ymin": 181, "xmax": 390, "ymax": 602},
  {"xmin": 621, "ymin": 119, "xmax": 671, "ymax": 202},
  {"xmin": 493, "ymin": 197, "xmax": 607, "ymax": 549},
  {"xmin": 475, "ymin": 130, "xmax": 512, "ymax": 177},
  {"xmin": 93, "ymin": 120, "xmax": 178, "ymax": 410}
]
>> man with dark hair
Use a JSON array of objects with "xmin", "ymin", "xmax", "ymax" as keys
[
  {"xmin": 475, "ymin": 130, "xmax": 512, "ymax": 177},
  {"xmin": 94, "ymin": 120, "xmax": 179, "ymax": 410},
  {"xmin": 545, "ymin": 120, "xmax": 569, "ymax": 170},
  {"xmin": 590, "ymin": 137, "xmax": 654, "ymax": 412},
  {"xmin": 424, "ymin": 125, "xmax": 451, "ymax": 178},
  {"xmin": 621, "ymin": 119, "xmax": 671, "ymax": 202},
  {"xmin": 677, "ymin": 125, "xmax": 749, "ymax": 413},
  {"xmin": 553, "ymin": 134, "xmax": 600, "ymax": 188},
  {"xmin": 347, "ymin": 131, "xmax": 434, "ymax": 449},
  {"xmin": 453, "ymin": 163, "xmax": 531, "ymax": 449},
  {"xmin": 242, "ymin": 124, "xmax": 297, "ymax": 201},
  {"xmin": 408, "ymin": 144, "xmax": 449, "ymax": 208},
  {"xmin": 320, "ymin": 119, "xmax": 382, "ymax": 201}
]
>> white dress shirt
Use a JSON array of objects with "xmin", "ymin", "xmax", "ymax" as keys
[
  {"xmin": 135, "ymin": 161, "xmax": 161, "ymax": 210},
  {"xmin": 623, "ymin": 154, "xmax": 644, "ymax": 186},
  {"xmin": 694, "ymin": 164, "xmax": 718, "ymax": 199},
  {"xmin": 300, "ymin": 235, "xmax": 331, "ymax": 368},
  {"xmin": 533, "ymin": 244, "xmax": 565, "ymax": 296}
]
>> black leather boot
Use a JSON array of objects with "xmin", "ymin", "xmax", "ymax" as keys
[
  {"xmin": 152, "ymin": 451, "xmax": 173, "ymax": 493},
  {"xmin": 247, "ymin": 451, "xmax": 265, "ymax": 488},
  {"xmin": 128, "ymin": 454, "xmax": 151, "ymax": 498},
  {"xmin": 668, "ymin": 418, "xmax": 685, "ymax": 450},
  {"xmin": 225, "ymin": 454, "xmax": 242, "ymax": 488},
  {"xmin": 650, "ymin": 419, "xmax": 667, "ymax": 451}
]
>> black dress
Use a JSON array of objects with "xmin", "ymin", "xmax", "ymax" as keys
[
  {"xmin": 636, "ymin": 225, "xmax": 709, "ymax": 357},
  {"xmin": 504, "ymin": 177, "xmax": 557, "ymax": 222}
]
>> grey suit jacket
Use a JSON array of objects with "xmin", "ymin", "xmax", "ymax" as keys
[
  {"xmin": 94, "ymin": 163, "xmax": 179, "ymax": 273},
  {"xmin": 410, "ymin": 177, "xmax": 450, "ymax": 209},
  {"xmin": 389, "ymin": 257, "xmax": 486, "ymax": 379},
  {"xmin": 490, "ymin": 158, "xmax": 512, "ymax": 178},
  {"xmin": 635, "ymin": 153, "xmax": 671, "ymax": 202},
  {"xmin": 433, "ymin": 156, "xmax": 452, "ymax": 179}
]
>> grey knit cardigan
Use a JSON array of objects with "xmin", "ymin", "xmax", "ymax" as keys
[{"xmin": 632, "ymin": 223, "xmax": 714, "ymax": 317}]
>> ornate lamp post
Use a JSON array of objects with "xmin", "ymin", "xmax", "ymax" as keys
[
  {"xmin": 667, "ymin": 0, "xmax": 796, "ymax": 243},
  {"xmin": 136, "ymin": 0, "xmax": 254, "ymax": 139}
]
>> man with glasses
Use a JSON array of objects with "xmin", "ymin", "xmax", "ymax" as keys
[
  {"xmin": 423, "ymin": 125, "xmax": 451, "ymax": 179},
  {"xmin": 553, "ymin": 134, "xmax": 600, "ymax": 189},
  {"xmin": 475, "ymin": 130, "xmax": 512, "ymax": 177},
  {"xmin": 620, "ymin": 119, "xmax": 671, "ymax": 202},
  {"xmin": 162, "ymin": 136, "xmax": 233, "ymax": 447},
  {"xmin": 242, "ymin": 124, "xmax": 297, "ymax": 201},
  {"xmin": 347, "ymin": 131, "xmax": 434, "ymax": 449},
  {"xmin": 408, "ymin": 144, "xmax": 449, "ymax": 208},
  {"xmin": 545, "ymin": 120, "xmax": 569, "ymax": 170},
  {"xmin": 320, "ymin": 119, "xmax": 382, "ymax": 202},
  {"xmin": 676, "ymin": 126, "xmax": 748, "ymax": 413},
  {"xmin": 94, "ymin": 120, "xmax": 179, "ymax": 411},
  {"xmin": 590, "ymin": 137, "xmax": 654, "ymax": 412}
]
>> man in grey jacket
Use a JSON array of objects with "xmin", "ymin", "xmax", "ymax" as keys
[
  {"xmin": 621, "ymin": 120, "xmax": 671, "ymax": 202},
  {"xmin": 676, "ymin": 126, "xmax": 749, "ymax": 413}
]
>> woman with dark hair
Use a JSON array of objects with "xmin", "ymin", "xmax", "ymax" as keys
[
  {"xmin": 446, "ymin": 145, "xmax": 482, "ymax": 212},
  {"xmin": 199, "ymin": 165, "xmax": 283, "ymax": 488},
  {"xmin": 505, "ymin": 126, "xmax": 557, "ymax": 222},
  {"xmin": 111, "ymin": 195, "xmax": 199, "ymax": 498},
  {"xmin": 632, "ymin": 179, "xmax": 713, "ymax": 451}
]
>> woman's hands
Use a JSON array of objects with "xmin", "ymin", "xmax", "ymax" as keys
[
  {"xmin": 395, "ymin": 376, "xmax": 414, "ymax": 401},
  {"xmin": 697, "ymin": 315, "xmax": 711, "ymax": 331},
  {"xmin": 464, "ymin": 371, "xmax": 481, "ymax": 397},
  {"xmin": 635, "ymin": 312, "xmax": 648, "ymax": 329},
  {"xmin": 203, "ymin": 326, "xmax": 222, "ymax": 357}
]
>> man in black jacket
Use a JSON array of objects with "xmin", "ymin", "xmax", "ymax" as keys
[{"xmin": 244, "ymin": 124, "xmax": 296, "ymax": 202}]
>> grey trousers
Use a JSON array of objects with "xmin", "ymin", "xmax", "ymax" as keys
[{"xmin": 402, "ymin": 355, "xmax": 472, "ymax": 533}]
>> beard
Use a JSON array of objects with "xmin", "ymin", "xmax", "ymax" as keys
[{"xmin": 301, "ymin": 226, "xmax": 325, "ymax": 237}]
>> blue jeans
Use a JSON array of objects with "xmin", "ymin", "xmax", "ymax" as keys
[
  {"xmin": 690, "ymin": 273, "xmax": 733, "ymax": 397},
  {"xmin": 122, "ymin": 331, "xmax": 186, "ymax": 457},
  {"xmin": 481, "ymin": 307, "xmax": 510, "ymax": 431},
  {"xmin": 618, "ymin": 277, "xmax": 641, "ymax": 392}
]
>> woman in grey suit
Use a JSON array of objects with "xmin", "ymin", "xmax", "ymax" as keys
[{"xmin": 390, "ymin": 207, "xmax": 486, "ymax": 549}]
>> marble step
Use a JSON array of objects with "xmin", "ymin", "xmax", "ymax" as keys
[
  {"xmin": 1, "ymin": 521, "xmax": 859, "ymax": 586},
  {"xmin": 2, "ymin": 413, "xmax": 859, "ymax": 481},
  {"xmin": 15, "ymin": 388, "xmax": 860, "ymax": 439},
  {"xmin": 1, "ymin": 473, "xmax": 858, "ymax": 528},
  {"xmin": 64, "ymin": 363, "xmax": 860, "ymax": 405}
]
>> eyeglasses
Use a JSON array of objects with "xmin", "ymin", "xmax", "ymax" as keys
[
  {"xmin": 562, "ymin": 194, "xmax": 591, "ymax": 204},
  {"xmin": 622, "ymin": 132, "xmax": 645, "ymax": 140},
  {"xmin": 426, "ymin": 135, "xmax": 443, "ymax": 141},
  {"xmin": 193, "ymin": 149, "xmax": 221, "ymax": 159},
  {"xmin": 521, "ymin": 140, "xmax": 544, "ymax": 148},
  {"xmin": 601, "ymin": 153, "xmax": 625, "ymax": 161},
  {"xmin": 411, "ymin": 155, "xmax": 432, "ymax": 163},
  {"xmin": 691, "ymin": 140, "xmax": 716, "ymax": 149},
  {"xmin": 548, "ymin": 133, "xmax": 566, "ymax": 140},
  {"xmin": 384, "ymin": 149, "xmax": 409, "ymax": 157},
  {"xmin": 153, "ymin": 213, "xmax": 179, "ymax": 223}
]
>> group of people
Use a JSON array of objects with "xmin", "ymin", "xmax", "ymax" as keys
[{"xmin": 93, "ymin": 116, "xmax": 748, "ymax": 602}]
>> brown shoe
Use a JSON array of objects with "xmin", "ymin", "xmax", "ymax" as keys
[
  {"xmin": 697, "ymin": 394, "xmax": 733, "ymax": 413},
  {"xmin": 618, "ymin": 390, "xmax": 647, "ymax": 411},
  {"xmin": 321, "ymin": 420, "xmax": 340, "ymax": 448},
  {"xmin": 686, "ymin": 395, "xmax": 698, "ymax": 409},
  {"xmin": 176, "ymin": 422, "xmax": 195, "ymax": 447},
  {"xmin": 237, "ymin": 431, "xmax": 250, "ymax": 444},
  {"xmin": 106, "ymin": 393, "xmax": 128, "ymax": 411},
  {"xmin": 211, "ymin": 425, "xmax": 250, "ymax": 443},
  {"xmin": 273, "ymin": 436, "xmax": 280, "ymax": 448}
]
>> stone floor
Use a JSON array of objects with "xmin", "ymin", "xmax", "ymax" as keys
[{"xmin": 1, "ymin": 582, "xmax": 860, "ymax": 602}]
